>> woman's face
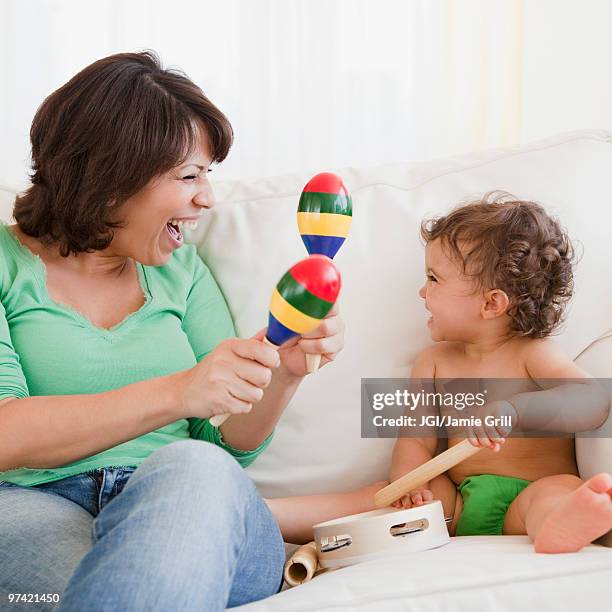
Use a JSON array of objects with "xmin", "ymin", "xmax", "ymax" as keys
[{"xmin": 110, "ymin": 127, "xmax": 215, "ymax": 266}]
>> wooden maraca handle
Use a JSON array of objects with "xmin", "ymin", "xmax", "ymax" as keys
[
  {"xmin": 209, "ymin": 336, "xmax": 277, "ymax": 428},
  {"xmin": 374, "ymin": 439, "xmax": 481, "ymax": 507},
  {"xmin": 305, "ymin": 353, "xmax": 321, "ymax": 373}
]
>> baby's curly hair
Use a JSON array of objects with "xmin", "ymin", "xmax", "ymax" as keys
[{"xmin": 420, "ymin": 191, "xmax": 576, "ymax": 338}]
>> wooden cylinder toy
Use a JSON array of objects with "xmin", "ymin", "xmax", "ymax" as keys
[{"xmin": 283, "ymin": 541, "xmax": 321, "ymax": 586}]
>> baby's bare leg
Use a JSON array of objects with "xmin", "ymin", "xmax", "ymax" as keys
[
  {"xmin": 429, "ymin": 473, "xmax": 461, "ymax": 535},
  {"xmin": 392, "ymin": 473, "xmax": 460, "ymax": 532},
  {"xmin": 504, "ymin": 473, "xmax": 612, "ymax": 553},
  {"xmin": 265, "ymin": 481, "xmax": 388, "ymax": 545}
]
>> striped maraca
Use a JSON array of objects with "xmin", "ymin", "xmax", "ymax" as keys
[
  {"xmin": 267, "ymin": 254, "xmax": 341, "ymax": 346},
  {"xmin": 298, "ymin": 172, "xmax": 352, "ymax": 259},
  {"xmin": 209, "ymin": 255, "xmax": 341, "ymax": 427},
  {"xmin": 298, "ymin": 172, "xmax": 352, "ymax": 371}
]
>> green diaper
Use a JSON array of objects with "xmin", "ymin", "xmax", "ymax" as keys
[{"xmin": 455, "ymin": 474, "xmax": 531, "ymax": 536}]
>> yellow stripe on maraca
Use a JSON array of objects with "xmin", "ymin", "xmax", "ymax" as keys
[
  {"xmin": 297, "ymin": 212, "xmax": 352, "ymax": 238},
  {"xmin": 269, "ymin": 288, "xmax": 321, "ymax": 334}
]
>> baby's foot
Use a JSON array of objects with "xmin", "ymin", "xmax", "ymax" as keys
[{"xmin": 534, "ymin": 473, "xmax": 612, "ymax": 554}]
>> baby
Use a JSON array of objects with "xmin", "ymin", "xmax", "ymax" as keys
[
  {"xmin": 390, "ymin": 192, "xmax": 612, "ymax": 552},
  {"xmin": 265, "ymin": 193, "xmax": 612, "ymax": 551}
]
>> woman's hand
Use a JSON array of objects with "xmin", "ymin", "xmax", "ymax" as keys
[
  {"xmin": 275, "ymin": 303, "xmax": 345, "ymax": 379},
  {"xmin": 179, "ymin": 338, "xmax": 281, "ymax": 420}
]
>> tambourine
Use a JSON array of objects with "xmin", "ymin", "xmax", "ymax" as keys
[
  {"xmin": 313, "ymin": 500, "xmax": 450, "ymax": 569},
  {"xmin": 298, "ymin": 440, "xmax": 481, "ymax": 572}
]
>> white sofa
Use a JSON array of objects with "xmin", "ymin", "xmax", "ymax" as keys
[{"xmin": 1, "ymin": 130, "xmax": 611, "ymax": 611}]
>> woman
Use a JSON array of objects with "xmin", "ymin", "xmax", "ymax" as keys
[{"xmin": 0, "ymin": 51, "xmax": 344, "ymax": 611}]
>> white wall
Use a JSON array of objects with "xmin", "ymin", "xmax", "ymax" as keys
[
  {"xmin": 1, "ymin": 0, "xmax": 611, "ymax": 190},
  {"xmin": 520, "ymin": 0, "xmax": 612, "ymax": 141}
]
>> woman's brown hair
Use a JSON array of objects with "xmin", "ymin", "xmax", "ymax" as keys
[
  {"xmin": 420, "ymin": 191, "xmax": 575, "ymax": 338},
  {"xmin": 13, "ymin": 50, "xmax": 233, "ymax": 256}
]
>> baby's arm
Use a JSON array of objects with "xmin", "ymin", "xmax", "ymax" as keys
[
  {"xmin": 512, "ymin": 339, "xmax": 609, "ymax": 432},
  {"xmin": 390, "ymin": 347, "xmax": 440, "ymax": 507},
  {"xmin": 467, "ymin": 339, "xmax": 610, "ymax": 448}
]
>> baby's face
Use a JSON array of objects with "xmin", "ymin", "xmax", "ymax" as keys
[{"xmin": 418, "ymin": 239, "xmax": 486, "ymax": 342}]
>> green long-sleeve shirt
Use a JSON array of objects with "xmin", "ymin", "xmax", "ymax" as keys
[{"xmin": 0, "ymin": 222, "xmax": 272, "ymax": 486}]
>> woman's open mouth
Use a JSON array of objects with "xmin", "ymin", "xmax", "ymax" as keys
[
  {"xmin": 164, "ymin": 218, "xmax": 200, "ymax": 248},
  {"xmin": 165, "ymin": 220, "xmax": 183, "ymax": 247}
]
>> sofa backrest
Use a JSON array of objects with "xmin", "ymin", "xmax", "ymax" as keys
[
  {"xmin": 2, "ymin": 130, "xmax": 611, "ymax": 496},
  {"xmin": 192, "ymin": 130, "xmax": 612, "ymax": 496},
  {"xmin": 0, "ymin": 186, "xmax": 16, "ymax": 223}
]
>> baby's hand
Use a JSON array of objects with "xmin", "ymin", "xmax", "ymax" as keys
[
  {"xmin": 466, "ymin": 399, "xmax": 516, "ymax": 452},
  {"xmin": 392, "ymin": 489, "xmax": 433, "ymax": 509}
]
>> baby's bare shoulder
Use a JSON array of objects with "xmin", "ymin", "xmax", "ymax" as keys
[
  {"xmin": 514, "ymin": 337, "xmax": 567, "ymax": 366},
  {"xmin": 519, "ymin": 337, "xmax": 587, "ymax": 378},
  {"xmin": 412, "ymin": 342, "xmax": 462, "ymax": 373}
]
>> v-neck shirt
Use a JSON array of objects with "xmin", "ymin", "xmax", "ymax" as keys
[{"xmin": 0, "ymin": 221, "xmax": 272, "ymax": 486}]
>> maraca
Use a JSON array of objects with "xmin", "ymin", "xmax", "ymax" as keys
[
  {"xmin": 209, "ymin": 255, "xmax": 341, "ymax": 427},
  {"xmin": 297, "ymin": 172, "xmax": 352, "ymax": 371}
]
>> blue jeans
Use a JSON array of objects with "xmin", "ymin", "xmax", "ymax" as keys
[{"xmin": 0, "ymin": 440, "xmax": 285, "ymax": 611}]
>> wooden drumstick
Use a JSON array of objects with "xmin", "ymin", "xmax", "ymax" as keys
[
  {"xmin": 374, "ymin": 439, "xmax": 481, "ymax": 508},
  {"xmin": 209, "ymin": 414, "xmax": 230, "ymax": 427}
]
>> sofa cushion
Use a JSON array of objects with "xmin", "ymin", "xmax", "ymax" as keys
[
  {"xmin": 191, "ymin": 129, "xmax": 612, "ymax": 497},
  {"xmin": 237, "ymin": 536, "xmax": 612, "ymax": 611},
  {"xmin": 574, "ymin": 330, "xmax": 612, "ymax": 547},
  {"xmin": 575, "ymin": 330, "xmax": 612, "ymax": 480},
  {"xmin": 2, "ymin": 131, "xmax": 611, "ymax": 497}
]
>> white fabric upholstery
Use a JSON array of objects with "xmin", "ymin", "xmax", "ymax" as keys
[
  {"xmin": 189, "ymin": 129, "xmax": 612, "ymax": 498},
  {"xmin": 199, "ymin": 130, "xmax": 612, "ymax": 610},
  {"xmin": 574, "ymin": 331, "xmax": 612, "ymax": 548},
  {"xmin": 239, "ymin": 536, "xmax": 612, "ymax": 611},
  {"xmin": 0, "ymin": 185, "xmax": 16, "ymax": 223},
  {"xmin": 575, "ymin": 331, "xmax": 612, "ymax": 480}
]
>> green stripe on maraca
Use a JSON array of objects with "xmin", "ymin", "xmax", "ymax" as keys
[
  {"xmin": 276, "ymin": 271, "xmax": 334, "ymax": 319},
  {"xmin": 298, "ymin": 191, "xmax": 353, "ymax": 216}
]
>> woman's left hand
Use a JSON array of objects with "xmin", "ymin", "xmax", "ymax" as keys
[{"xmin": 265, "ymin": 303, "xmax": 345, "ymax": 379}]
